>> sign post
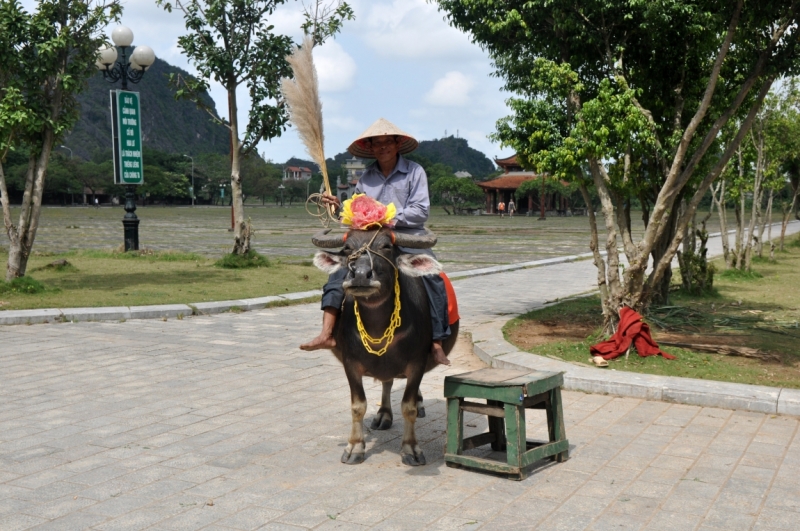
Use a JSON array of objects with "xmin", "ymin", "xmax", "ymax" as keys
[{"xmin": 110, "ymin": 90, "xmax": 143, "ymax": 250}]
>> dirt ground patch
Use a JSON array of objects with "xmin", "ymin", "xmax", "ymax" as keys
[{"xmin": 504, "ymin": 240, "xmax": 800, "ymax": 388}]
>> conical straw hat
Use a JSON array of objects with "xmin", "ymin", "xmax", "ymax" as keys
[{"xmin": 347, "ymin": 118, "xmax": 418, "ymax": 158}]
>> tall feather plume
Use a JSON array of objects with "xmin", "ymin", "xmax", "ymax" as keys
[{"xmin": 281, "ymin": 36, "xmax": 331, "ymax": 196}]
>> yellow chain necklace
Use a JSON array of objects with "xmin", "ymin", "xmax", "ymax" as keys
[{"xmin": 353, "ymin": 270, "xmax": 401, "ymax": 356}]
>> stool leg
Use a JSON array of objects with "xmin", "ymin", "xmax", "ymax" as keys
[
  {"xmin": 545, "ymin": 394, "xmax": 555, "ymax": 444},
  {"xmin": 504, "ymin": 403, "xmax": 526, "ymax": 472},
  {"xmin": 446, "ymin": 397, "xmax": 463, "ymax": 455},
  {"xmin": 551, "ymin": 387, "xmax": 569, "ymax": 462},
  {"xmin": 488, "ymin": 400, "xmax": 506, "ymax": 451}
]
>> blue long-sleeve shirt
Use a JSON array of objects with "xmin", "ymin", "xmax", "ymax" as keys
[{"xmin": 354, "ymin": 155, "xmax": 429, "ymax": 230}]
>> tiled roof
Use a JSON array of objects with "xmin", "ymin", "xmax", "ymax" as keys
[
  {"xmin": 477, "ymin": 173, "xmax": 538, "ymax": 190},
  {"xmin": 494, "ymin": 154, "xmax": 518, "ymax": 165}
]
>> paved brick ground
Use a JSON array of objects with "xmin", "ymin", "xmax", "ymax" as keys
[{"xmin": 2, "ymin": 248, "xmax": 800, "ymax": 530}]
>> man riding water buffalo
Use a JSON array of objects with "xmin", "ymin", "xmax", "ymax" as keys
[{"xmin": 300, "ymin": 118, "xmax": 452, "ymax": 368}]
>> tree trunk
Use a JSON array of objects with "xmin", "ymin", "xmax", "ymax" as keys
[
  {"xmin": 649, "ymin": 201, "xmax": 680, "ymax": 304},
  {"xmin": 711, "ymin": 180, "xmax": 732, "ymax": 268},
  {"xmin": 538, "ymin": 177, "xmax": 546, "ymax": 220},
  {"xmin": 588, "ymin": 159, "xmax": 624, "ymax": 332},
  {"xmin": 228, "ymin": 88, "xmax": 250, "ymax": 255},
  {"xmin": 579, "ymin": 181, "xmax": 611, "ymax": 321},
  {"xmin": 780, "ymin": 190, "xmax": 799, "ymax": 251},
  {"xmin": 3, "ymin": 130, "xmax": 54, "ymax": 280},
  {"xmin": 758, "ymin": 189, "xmax": 773, "ymax": 258},
  {"xmin": 744, "ymin": 142, "xmax": 764, "ymax": 271}
]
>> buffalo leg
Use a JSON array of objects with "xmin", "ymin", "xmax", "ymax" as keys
[
  {"xmin": 371, "ymin": 380, "xmax": 394, "ymax": 430},
  {"xmin": 416, "ymin": 389, "xmax": 426, "ymax": 418},
  {"xmin": 400, "ymin": 368, "xmax": 426, "ymax": 466},
  {"xmin": 342, "ymin": 365, "xmax": 367, "ymax": 465}
]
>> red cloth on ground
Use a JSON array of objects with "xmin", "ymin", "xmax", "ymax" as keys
[
  {"xmin": 590, "ymin": 307, "xmax": 676, "ymax": 360},
  {"xmin": 439, "ymin": 272, "xmax": 459, "ymax": 325}
]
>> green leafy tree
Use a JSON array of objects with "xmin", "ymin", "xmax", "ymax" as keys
[
  {"xmin": 141, "ymin": 166, "xmax": 190, "ymax": 202},
  {"xmin": 0, "ymin": 0, "xmax": 121, "ymax": 280},
  {"xmin": 431, "ymin": 175, "xmax": 483, "ymax": 215},
  {"xmin": 157, "ymin": 0, "xmax": 352, "ymax": 255},
  {"xmin": 436, "ymin": 0, "xmax": 800, "ymax": 327}
]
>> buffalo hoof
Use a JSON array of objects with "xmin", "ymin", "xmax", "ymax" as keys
[
  {"xmin": 370, "ymin": 410, "xmax": 393, "ymax": 430},
  {"xmin": 400, "ymin": 445, "xmax": 426, "ymax": 467},
  {"xmin": 417, "ymin": 406, "xmax": 426, "ymax": 418},
  {"xmin": 341, "ymin": 442, "xmax": 366, "ymax": 465}
]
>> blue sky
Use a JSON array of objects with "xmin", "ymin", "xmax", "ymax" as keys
[{"xmin": 23, "ymin": 0, "xmax": 514, "ymax": 166}]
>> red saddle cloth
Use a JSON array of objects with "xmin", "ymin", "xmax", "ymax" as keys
[
  {"xmin": 590, "ymin": 307, "xmax": 675, "ymax": 360},
  {"xmin": 439, "ymin": 272, "xmax": 459, "ymax": 325}
]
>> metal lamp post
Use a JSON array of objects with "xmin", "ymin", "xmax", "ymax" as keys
[
  {"xmin": 183, "ymin": 154, "xmax": 194, "ymax": 206},
  {"xmin": 95, "ymin": 26, "xmax": 155, "ymax": 251},
  {"xmin": 278, "ymin": 184, "xmax": 285, "ymax": 207}
]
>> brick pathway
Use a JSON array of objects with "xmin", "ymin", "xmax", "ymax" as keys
[{"xmin": 2, "ymin": 243, "xmax": 800, "ymax": 529}]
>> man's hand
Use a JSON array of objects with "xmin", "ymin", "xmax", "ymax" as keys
[{"xmin": 319, "ymin": 192, "xmax": 340, "ymax": 208}]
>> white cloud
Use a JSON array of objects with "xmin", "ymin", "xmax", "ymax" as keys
[
  {"xmin": 354, "ymin": 0, "xmax": 481, "ymax": 59},
  {"xmin": 425, "ymin": 72, "xmax": 475, "ymax": 107},
  {"xmin": 313, "ymin": 41, "xmax": 357, "ymax": 92}
]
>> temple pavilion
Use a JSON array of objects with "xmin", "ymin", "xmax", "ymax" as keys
[{"xmin": 478, "ymin": 154, "xmax": 575, "ymax": 216}]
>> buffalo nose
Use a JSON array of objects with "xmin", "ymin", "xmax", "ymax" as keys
[{"xmin": 353, "ymin": 265, "xmax": 372, "ymax": 283}]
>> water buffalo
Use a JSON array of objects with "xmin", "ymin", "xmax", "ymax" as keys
[{"xmin": 311, "ymin": 227, "xmax": 459, "ymax": 466}]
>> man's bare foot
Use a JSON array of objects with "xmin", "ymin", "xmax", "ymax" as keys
[
  {"xmin": 300, "ymin": 334, "xmax": 336, "ymax": 351},
  {"xmin": 431, "ymin": 341, "xmax": 450, "ymax": 366}
]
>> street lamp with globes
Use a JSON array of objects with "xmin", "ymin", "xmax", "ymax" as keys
[
  {"xmin": 95, "ymin": 26, "xmax": 155, "ymax": 251},
  {"xmin": 95, "ymin": 26, "xmax": 155, "ymax": 91}
]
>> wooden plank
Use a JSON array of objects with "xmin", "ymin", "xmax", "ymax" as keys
[
  {"xmin": 520, "ymin": 439, "xmax": 570, "ymax": 468},
  {"xmin": 446, "ymin": 397, "xmax": 463, "ymax": 455},
  {"xmin": 444, "ymin": 453, "xmax": 520, "ymax": 474},
  {"xmin": 462, "ymin": 432, "xmax": 496, "ymax": 451},
  {"xmin": 445, "ymin": 368, "xmax": 533, "ymax": 386},
  {"xmin": 505, "ymin": 370, "xmax": 562, "ymax": 387},
  {"xmin": 504, "ymin": 403, "xmax": 524, "ymax": 468},
  {"xmin": 448, "ymin": 368, "xmax": 533, "ymax": 383},
  {"xmin": 444, "ymin": 381, "xmax": 525, "ymax": 404},
  {"xmin": 522, "ymin": 373, "xmax": 564, "ymax": 397},
  {"xmin": 523, "ymin": 391, "xmax": 550, "ymax": 409},
  {"xmin": 461, "ymin": 401, "xmax": 505, "ymax": 418}
]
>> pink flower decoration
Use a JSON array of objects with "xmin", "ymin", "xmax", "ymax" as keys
[{"xmin": 341, "ymin": 194, "xmax": 397, "ymax": 230}]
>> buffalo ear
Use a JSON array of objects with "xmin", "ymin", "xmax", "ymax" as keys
[
  {"xmin": 397, "ymin": 254, "xmax": 443, "ymax": 277},
  {"xmin": 313, "ymin": 251, "xmax": 345, "ymax": 274}
]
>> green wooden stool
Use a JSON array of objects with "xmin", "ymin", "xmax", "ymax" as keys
[{"xmin": 444, "ymin": 368, "xmax": 569, "ymax": 480}]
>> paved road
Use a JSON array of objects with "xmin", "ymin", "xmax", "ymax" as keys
[{"xmin": 2, "ymin": 226, "xmax": 800, "ymax": 530}]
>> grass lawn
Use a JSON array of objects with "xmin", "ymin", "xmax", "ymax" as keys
[
  {"xmin": 504, "ymin": 235, "xmax": 800, "ymax": 389},
  {"xmin": 0, "ymin": 249, "xmax": 327, "ymax": 310}
]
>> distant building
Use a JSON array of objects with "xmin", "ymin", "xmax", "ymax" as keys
[
  {"xmin": 338, "ymin": 157, "xmax": 366, "ymax": 202},
  {"xmin": 454, "ymin": 171, "xmax": 472, "ymax": 179},
  {"xmin": 477, "ymin": 154, "xmax": 574, "ymax": 216},
  {"xmin": 283, "ymin": 166, "xmax": 312, "ymax": 181}
]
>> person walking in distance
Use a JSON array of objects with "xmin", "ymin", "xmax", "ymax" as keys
[
  {"xmin": 508, "ymin": 198, "xmax": 516, "ymax": 218},
  {"xmin": 498, "ymin": 200, "xmax": 506, "ymax": 218}
]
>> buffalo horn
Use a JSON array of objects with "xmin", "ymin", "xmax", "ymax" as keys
[
  {"xmin": 311, "ymin": 229, "xmax": 346, "ymax": 248},
  {"xmin": 392, "ymin": 228, "xmax": 438, "ymax": 249}
]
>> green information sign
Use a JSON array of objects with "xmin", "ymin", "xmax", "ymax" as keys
[{"xmin": 110, "ymin": 90, "xmax": 144, "ymax": 185}]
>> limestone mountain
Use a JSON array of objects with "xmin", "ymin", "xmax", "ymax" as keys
[
  {"xmin": 320, "ymin": 136, "xmax": 495, "ymax": 178},
  {"xmin": 63, "ymin": 57, "xmax": 230, "ymax": 160}
]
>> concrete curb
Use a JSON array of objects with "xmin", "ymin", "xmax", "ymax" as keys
[
  {"xmin": 470, "ymin": 318, "xmax": 797, "ymax": 416},
  {"xmin": 0, "ymin": 252, "xmax": 595, "ymax": 325},
  {"xmin": 0, "ymin": 291, "xmax": 323, "ymax": 325}
]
